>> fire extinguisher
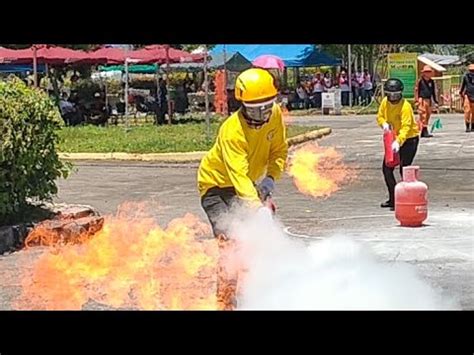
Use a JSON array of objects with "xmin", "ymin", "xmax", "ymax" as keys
[
  {"xmin": 383, "ymin": 129, "xmax": 400, "ymax": 168},
  {"xmin": 263, "ymin": 193, "xmax": 277, "ymax": 214}
]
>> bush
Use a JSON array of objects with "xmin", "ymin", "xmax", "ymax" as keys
[{"xmin": 0, "ymin": 77, "xmax": 71, "ymax": 224}]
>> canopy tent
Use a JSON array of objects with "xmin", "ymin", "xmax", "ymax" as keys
[
  {"xmin": 91, "ymin": 70, "xmax": 122, "ymax": 81},
  {"xmin": 160, "ymin": 52, "xmax": 252, "ymax": 72},
  {"xmin": 417, "ymin": 55, "xmax": 446, "ymax": 73},
  {"xmin": 90, "ymin": 45, "xmax": 204, "ymax": 65},
  {"xmin": 0, "ymin": 45, "xmax": 204, "ymax": 66},
  {"xmin": 208, "ymin": 51, "xmax": 251, "ymax": 71},
  {"xmin": 88, "ymin": 47, "xmax": 126, "ymax": 64},
  {"xmin": 211, "ymin": 44, "xmax": 341, "ymax": 68},
  {"xmin": 0, "ymin": 63, "xmax": 47, "ymax": 73},
  {"xmin": 0, "ymin": 46, "xmax": 25, "ymax": 63},
  {"xmin": 0, "ymin": 45, "xmax": 96, "ymax": 65},
  {"xmin": 131, "ymin": 45, "xmax": 204, "ymax": 64},
  {"xmin": 419, "ymin": 53, "xmax": 463, "ymax": 66},
  {"xmin": 285, "ymin": 48, "xmax": 342, "ymax": 67},
  {"xmin": 98, "ymin": 64, "xmax": 161, "ymax": 74},
  {"xmin": 211, "ymin": 45, "xmax": 313, "ymax": 62}
]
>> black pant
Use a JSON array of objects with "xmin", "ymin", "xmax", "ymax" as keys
[
  {"xmin": 364, "ymin": 89, "xmax": 373, "ymax": 105},
  {"xmin": 155, "ymin": 102, "xmax": 167, "ymax": 125},
  {"xmin": 352, "ymin": 87, "xmax": 361, "ymax": 105},
  {"xmin": 312, "ymin": 92, "xmax": 322, "ymax": 108},
  {"xmin": 341, "ymin": 91, "xmax": 350, "ymax": 106},
  {"xmin": 201, "ymin": 187, "xmax": 238, "ymax": 237},
  {"xmin": 298, "ymin": 97, "xmax": 310, "ymax": 109},
  {"xmin": 382, "ymin": 136, "xmax": 419, "ymax": 203}
]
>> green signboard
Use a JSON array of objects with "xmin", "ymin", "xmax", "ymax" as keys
[{"xmin": 387, "ymin": 53, "xmax": 418, "ymax": 100}]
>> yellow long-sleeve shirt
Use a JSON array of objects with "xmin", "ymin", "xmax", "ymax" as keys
[
  {"xmin": 377, "ymin": 97, "xmax": 420, "ymax": 145},
  {"xmin": 197, "ymin": 103, "xmax": 288, "ymax": 203}
]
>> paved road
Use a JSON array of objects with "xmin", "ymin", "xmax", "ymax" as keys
[{"xmin": 1, "ymin": 113, "xmax": 472, "ymax": 309}]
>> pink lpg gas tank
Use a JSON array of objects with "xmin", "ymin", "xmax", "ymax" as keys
[{"xmin": 395, "ymin": 166, "xmax": 428, "ymax": 227}]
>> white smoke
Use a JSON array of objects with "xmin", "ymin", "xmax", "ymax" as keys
[{"xmin": 223, "ymin": 206, "xmax": 459, "ymax": 310}]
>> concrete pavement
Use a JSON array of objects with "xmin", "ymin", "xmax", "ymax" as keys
[{"xmin": 0, "ymin": 113, "xmax": 472, "ymax": 309}]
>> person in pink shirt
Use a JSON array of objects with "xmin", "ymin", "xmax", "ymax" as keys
[
  {"xmin": 338, "ymin": 70, "xmax": 350, "ymax": 106},
  {"xmin": 312, "ymin": 72, "xmax": 324, "ymax": 108},
  {"xmin": 356, "ymin": 70, "xmax": 365, "ymax": 105},
  {"xmin": 362, "ymin": 69, "xmax": 373, "ymax": 105},
  {"xmin": 323, "ymin": 71, "xmax": 333, "ymax": 91}
]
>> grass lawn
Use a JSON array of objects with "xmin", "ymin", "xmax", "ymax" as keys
[{"xmin": 57, "ymin": 122, "xmax": 322, "ymax": 154}]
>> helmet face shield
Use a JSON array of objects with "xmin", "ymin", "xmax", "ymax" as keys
[
  {"xmin": 386, "ymin": 91, "xmax": 402, "ymax": 103},
  {"xmin": 242, "ymin": 98, "xmax": 276, "ymax": 128}
]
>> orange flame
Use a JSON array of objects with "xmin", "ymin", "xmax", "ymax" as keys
[
  {"xmin": 287, "ymin": 142, "xmax": 357, "ymax": 198},
  {"xmin": 15, "ymin": 202, "xmax": 219, "ymax": 310}
]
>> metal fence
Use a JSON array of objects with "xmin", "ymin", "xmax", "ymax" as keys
[{"xmin": 432, "ymin": 75, "xmax": 463, "ymax": 112}]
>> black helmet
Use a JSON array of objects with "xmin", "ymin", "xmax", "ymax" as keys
[
  {"xmin": 384, "ymin": 78, "xmax": 404, "ymax": 93},
  {"xmin": 384, "ymin": 78, "xmax": 404, "ymax": 103}
]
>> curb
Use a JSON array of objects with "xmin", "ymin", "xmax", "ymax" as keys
[
  {"xmin": 58, "ymin": 127, "xmax": 332, "ymax": 163},
  {"xmin": 58, "ymin": 151, "xmax": 208, "ymax": 163},
  {"xmin": 286, "ymin": 127, "xmax": 331, "ymax": 146}
]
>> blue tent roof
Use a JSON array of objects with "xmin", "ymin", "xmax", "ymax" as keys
[
  {"xmin": 211, "ymin": 45, "xmax": 313, "ymax": 62},
  {"xmin": 0, "ymin": 64, "xmax": 47, "ymax": 73},
  {"xmin": 286, "ymin": 48, "xmax": 342, "ymax": 67},
  {"xmin": 211, "ymin": 45, "xmax": 341, "ymax": 67}
]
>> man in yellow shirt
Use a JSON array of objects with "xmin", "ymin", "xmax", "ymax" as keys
[
  {"xmin": 197, "ymin": 68, "xmax": 288, "ymax": 309},
  {"xmin": 377, "ymin": 78, "xmax": 420, "ymax": 210}
]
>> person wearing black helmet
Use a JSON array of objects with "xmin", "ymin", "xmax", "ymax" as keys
[
  {"xmin": 376, "ymin": 78, "xmax": 420, "ymax": 210},
  {"xmin": 460, "ymin": 64, "xmax": 474, "ymax": 132}
]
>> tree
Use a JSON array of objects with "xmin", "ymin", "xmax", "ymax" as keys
[
  {"xmin": 0, "ymin": 78, "xmax": 71, "ymax": 223},
  {"xmin": 172, "ymin": 44, "xmax": 215, "ymax": 52},
  {"xmin": 320, "ymin": 44, "xmax": 455, "ymax": 77},
  {"xmin": 399, "ymin": 44, "xmax": 435, "ymax": 54},
  {"xmin": 319, "ymin": 44, "xmax": 381, "ymax": 74},
  {"xmin": 0, "ymin": 44, "xmax": 31, "ymax": 49},
  {"xmin": 454, "ymin": 45, "xmax": 474, "ymax": 62}
]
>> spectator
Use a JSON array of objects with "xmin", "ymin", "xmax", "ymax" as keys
[
  {"xmin": 184, "ymin": 72, "xmax": 194, "ymax": 92},
  {"xmin": 303, "ymin": 79, "xmax": 314, "ymax": 107},
  {"xmin": 155, "ymin": 77, "xmax": 168, "ymax": 125},
  {"xmin": 24, "ymin": 71, "xmax": 35, "ymax": 86},
  {"xmin": 296, "ymin": 82, "xmax": 310, "ymax": 109},
  {"xmin": 59, "ymin": 92, "xmax": 82, "ymax": 126},
  {"xmin": 71, "ymin": 71, "xmax": 79, "ymax": 84},
  {"xmin": 339, "ymin": 70, "xmax": 350, "ymax": 106},
  {"xmin": 363, "ymin": 69, "xmax": 373, "ymax": 105},
  {"xmin": 351, "ymin": 71, "xmax": 359, "ymax": 106},
  {"xmin": 356, "ymin": 69, "xmax": 365, "ymax": 105},
  {"xmin": 323, "ymin": 71, "xmax": 333, "ymax": 91},
  {"xmin": 312, "ymin": 72, "xmax": 324, "ymax": 108}
]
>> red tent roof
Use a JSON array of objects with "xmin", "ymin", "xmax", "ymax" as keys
[
  {"xmin": 0, "ymin": 45, "xmax": 100, "ymax": 65},
  {"xmin": 132, "ymin": 45, "xmax": 205, "ymax": 64},
  {"xmin": 88, "ymin": 45, "xmax": 204, "ymax": 65},
  {"xmin": 88, "ymin": 47, "xmax": 127, "ymax": 64},
  {"xmin": 0, "ymin": 45, "xmax": 206, "ymax": 66},
  {"xmin": 0, "ymin": 46, "xmax": 25, "ymax": 63}
]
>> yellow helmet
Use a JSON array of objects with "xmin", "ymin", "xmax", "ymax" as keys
[{"xmin": 235, "ymin": 68, "xmax": 277, "ymax": 103}]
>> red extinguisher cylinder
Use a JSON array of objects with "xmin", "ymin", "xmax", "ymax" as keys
[{"xmin": 384, "ymin": 130, "xmax": 400, "ymax": 168}]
